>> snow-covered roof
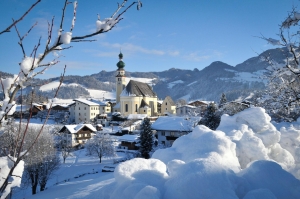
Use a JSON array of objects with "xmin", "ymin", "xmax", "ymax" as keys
[
  {"xmin": 51, "ymin": 98, "xmax": 75, "ymax": 105},
  {"xmin": 151, "ymin": 116, "xmax": 193, "ymax": 131},
  {"xmin": 113, "ymin": 102, "xmax": 120, "ymax": 109},
  {"xmin": 89, "ymin": 99, "xmax": 109, "ymax": 106},
  {"xmin": 15, "ymin": 105, "xmax": 30, "ymax": 112},
  {"xmin": 62, "ymin": 124, "xmax": 97, "ymax": 134},
  {"xmin": 32, "ymin": 103, "xmax": 43, "ymax": 106},
  {"xmin": 73, "ymin": 99, "xmax": 99, "ymax": 106},
  {"xmin": 120, "ymin": 80, "xmax": 156, "ymax": 97},
  {"xmin": 127, "ymin": 114, "xmax": 147, "ymax": 120},
  {"xmin": 52, "ymin": 104, "xmax": 69, "ymax": 108},
  {"xmin": 118, "ymin": 134, "xmax": 139, "ymax": 142},
  {"xmin": 176, "ymin": 105, "xmax": 196, "ymax": 109}
]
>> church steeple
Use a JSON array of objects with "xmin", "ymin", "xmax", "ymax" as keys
[
  {"xmin": 116, "ymin": 51, "xmax": 126, "ymax": 104},
  {"xmin": 117, "ymin": 51, "xmax": 125, "ymax": 69}
]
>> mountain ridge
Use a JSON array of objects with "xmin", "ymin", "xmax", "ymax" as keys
[{"xmin": 0, "ymin": 48, "xmax": 286, "ymax": 102}]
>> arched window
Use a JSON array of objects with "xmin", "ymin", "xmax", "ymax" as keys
[
  {"xmin": 135, "ymin": 104, "xmax": 138, "ymax": 112},
  {"xmin": 125, "ymin": 104, "xmax": 128, "ymax": 112}
]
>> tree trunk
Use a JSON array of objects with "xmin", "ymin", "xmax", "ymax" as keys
[
  {"xmin": 40, "ymin": 180, "xmax": 46, "ymax": 192},
  {"xmin": 99, "ymin": 155, "xmax": 102, "ymax": 163},
  {"xmin": 30, "ymin": 172, "xmax": 38, "ymax": 195}
]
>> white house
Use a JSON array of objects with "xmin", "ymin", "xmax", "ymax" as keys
[
  {"xmin": 161, "ymin": 96, "xmax": 176, "ymax": 115},
  {"xmin": 59, "ymin": 124, "xmax": 97, "ymax": 147},
  {"xmin": 73, "ymin": 99, "xmax": 100, "ymax": 123},
  {"xmin": 176, "ymin": 105, "xmax": 197, "ymax": 116},
  {"xmin": 151, "ymin": 116, "xmax": 195, "ymax": 147}
]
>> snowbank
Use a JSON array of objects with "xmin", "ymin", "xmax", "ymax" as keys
[{"xmin": 99, "ymin": 107, "xmax": 300, "ymax": 199}]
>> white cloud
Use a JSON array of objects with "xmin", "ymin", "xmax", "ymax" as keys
[
  {"xmin": 169, "ymin": 51, "xmax": 180, "ymax": 56},
  {"xmin": 101, "ymin": 42, "xmax": 165, "ymax": 56},
  {"xmin": 183, "ymin": 50, "xmax": 223, "ymax": 62},
  {"xmin": 184, "ymin": 52, "xmax": 210, "ymax": 62}
]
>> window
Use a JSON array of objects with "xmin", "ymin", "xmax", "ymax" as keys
[
  {"xmin": 170, "ymin": 132, "xmax": 175, "ymax": 137},
  {"xmin": 162, "ymin": 141, "xmax": 165, "ymax": 145},
  {"xmin": 166, "ymin": 102, "xmax": 167, "ymax": 105},
  {"xmin": 144, "ymin": 110, "xmax": 146, "ymax": 112},
  {"xmin": 79, "ymin": 113, "xmax": 81, "ymax": 116},
  {"xmin": 103, "ymin": 107, "xmax": 105, "ymax": 110},
  {"xmin": 106, "ymin": 109, "xmax": 109, "ymax": 111},
  {"xmin": 84, "ymin": 107, "xmax": 86, "ymax": 110},
  {"xmin": 125, "ymin": 104, "xmax": 128, "ymax": 112},
  {"xmin": 166, "ymin": 108, "xmax": 167, "ymax": 110},
  {"xmin": 79, "ymin": 107, "xmax": 80, "ymax": 110},
  {"xmin": 161, "ymin": 131, "xmax": 165, "ymax": 136},
  {"xmin": 135, "ymin": 104, "xmax": 138, "ymax": 112}
]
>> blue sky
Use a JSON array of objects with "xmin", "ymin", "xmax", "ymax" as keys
[{"xmin": 0, "ymin": 0, "xmax": 297, "ymax": 79}]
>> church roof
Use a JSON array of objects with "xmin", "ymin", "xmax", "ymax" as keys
[
  {"xmin": 120, "ymin": 80, "xmax": 157, "ymax": 97},
  {"xmin": 164, "ymin": 96, "xmax": 176, "ymax": 106},
  {"xmin": 140, "ymin": 99, "xmax": 149, "ymax": 108}
]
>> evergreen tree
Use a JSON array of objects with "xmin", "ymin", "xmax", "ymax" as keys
[
  {"xmin": 219, "ymin": 93, "xmax": 227, "ymax": 108},
  {"xmin": 198, "ymin": 103, "xmax": 220, "ymax": 130},
  {"xmin": 139, "ymin": 118, "xmax": 153, "ymax": 159}
]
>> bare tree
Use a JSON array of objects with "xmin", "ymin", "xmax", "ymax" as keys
[
  {"xmin": 85, "ymin": 133, "xmax": 115, "ymax": 163},
  {"xmin": 55, "ymin": 133, "xmax": 73, "ymax": 164},
  {"xmin": 258, "ymin": 6, "xmax": 300, "ymax": 121},
  {"xmin": 22, "ymin": 125, "xmax": 60, "ymax": 195},
  {"xmin": 0, "ymin": 1, "xmax": 141, "ymax": 197}
]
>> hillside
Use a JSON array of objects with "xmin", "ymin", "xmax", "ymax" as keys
[{"xmin": 0, "ymin": 48, "xmax": 287, "ymax": 102}]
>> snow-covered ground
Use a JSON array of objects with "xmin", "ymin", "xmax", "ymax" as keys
[
  {"xmin": 219, "ymin": 69, "xmax": 267, "ymax": 84},
  {"xmin": 13, "ymin": 149, "xmax": 126, "ymax": 199},
  {"xmin": 11, "ymin": 107, "xmax": 300, "ymax": 198},
  {"xmin": 87, "ymin": 89, "xmax": 115, "ymax": 100},
  {"xmin": 38, "ymin": 78, "xmax": 156, "ymax": 100},
  {"xmin": 167, "ymin": 80, "xmax": 184, "ymax": 89}
]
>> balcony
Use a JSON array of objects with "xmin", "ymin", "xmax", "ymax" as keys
[{"xmin": 166, "ymin": 136, "xmax": 178, "ymax": 141}]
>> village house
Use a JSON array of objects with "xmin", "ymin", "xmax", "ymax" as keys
[
  {"xmin": 73, "ymin": 99, "xmax": 100, "ymax": 123},
  {"xmin": 59, "ymin": 124, "xmax": 97, "ymax": 147},
  {"xmin": 188, "ymin": 100, "xmax": 211, "ymax": 116},
  {"xmin": 118, "ymin": 134, "xmax": 139, "ymax": 150},
  {"xmin": 151, "ymin": 116, "xmax": 196, "ymax": 147},
  {"xmin": 176, "ymin": 104, "xmax": 197, "ymax": 116},
  {"xmin": 161, "ymin": 96, "xmax": 176, "ymax": 115}
]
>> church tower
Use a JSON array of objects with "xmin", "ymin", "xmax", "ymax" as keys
[{"xmin": 116, "ymin": 52, "xmax": 126, "ymax": 104}]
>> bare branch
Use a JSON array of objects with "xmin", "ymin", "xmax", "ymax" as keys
[
  {"xmin": 19, "ymin": 65, "xmax": 67, "ymax": 160},
  {"xmin": 0, "ymin": 0, "xmax": 42, "ymax": 35}
]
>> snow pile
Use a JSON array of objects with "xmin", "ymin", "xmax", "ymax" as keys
[
  {"xmin": 0, "ymin": 157, "xmax": 24, "ymax": 199},
  {"xmin": 59, "ymin": 32, "xmax": 72, "ymax": 44},
  {"xmin": 99, "ymin": 107, "xmax": 300, "ymax": 199},
  {"xmin": 20, "ymin": 57, "xmax": 39, "ymax": 75},
  {"xmin": 96, "ymin": 18, "xmax": 117, "ymax": 32},
  {"xmin": 100, "ymin": 158, "xmax": 168, "ymax": 199},
  {"xmin": 218, "ymin": 107, "xmax": 295, "ymax": 171}
]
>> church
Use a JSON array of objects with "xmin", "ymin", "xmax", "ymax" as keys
[{"xmin": 113, "ymin": 52, "xmax": 158, "ymax": 117}]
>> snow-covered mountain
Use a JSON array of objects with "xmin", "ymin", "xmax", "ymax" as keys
[{"xmin": 0, "ymin": 48, "xmax": 287, "ymax": 102}]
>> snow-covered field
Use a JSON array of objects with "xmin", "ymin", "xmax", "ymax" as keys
[
  {"xmin": 38, "ymin": 78, "xmax": 156, "ymax": 100},
  {"xmin": 13, "ymin": 149, "xmax": 126, "ymax": 199},
  {"xmin": 11, "ymin": 107, "xmax": 300, "ymax": 198},
  {"xmin": 167, "ymin": 80, "xmax": 184, "ymax": 89}
]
